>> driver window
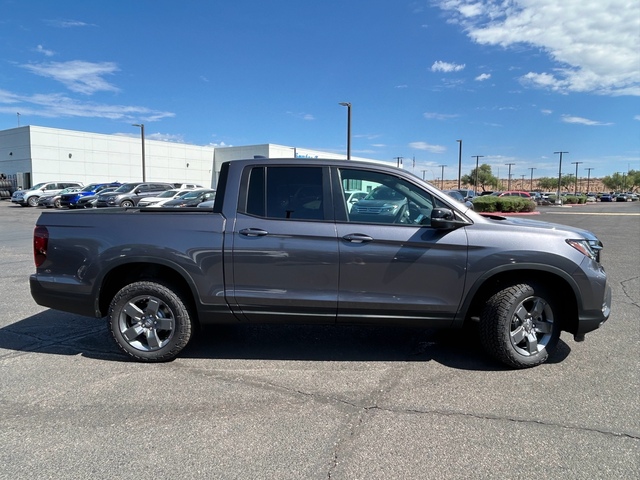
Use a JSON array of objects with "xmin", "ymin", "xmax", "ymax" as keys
[{"xmin": 339, "ymin": 168, "xmax": 439, "ymax": 226}]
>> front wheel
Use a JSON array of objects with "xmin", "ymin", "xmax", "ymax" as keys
[
  {"xmin": 120, "ymin": 200, "xmax": 134, "ymax": 207},
  {"xmin": 27, "ymin": 196, "xmax": 39, "ymax": 207},
  {"xmin": 108, "ymin": 281, "xmax": 193, "ymax": 362},
  {"xmin": 480, "ymin": 283, "xmax": 560, "ymax": 368}
]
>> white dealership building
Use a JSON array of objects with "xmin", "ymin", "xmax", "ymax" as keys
[{"xmin": 0, "ymin": 125, "xmax": 375, "ymax": 190}]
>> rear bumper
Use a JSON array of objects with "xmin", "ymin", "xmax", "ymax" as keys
[{"xmin": 30, "ymin": 274, "xmax": 99, "ymax": 318}]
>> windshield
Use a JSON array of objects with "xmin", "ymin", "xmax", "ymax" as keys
[
  {"xmin": 157, "ymin": 189, "xmax": 180, "ymax": 198},
  {"xmin": 113, "ymin": 183, "xmax": 138, "ymax": 193},
  {"xmin": 28, "ymin": 183, "xmax": 47, "ymax": 191},
  {"xmin": 182, "ymin": 191, "xmax": 203, "ymax": 199}
]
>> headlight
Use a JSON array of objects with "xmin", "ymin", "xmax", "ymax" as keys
[{"xmin": 566, "ymin": 239, "xmax": 600, "ymax": 262}]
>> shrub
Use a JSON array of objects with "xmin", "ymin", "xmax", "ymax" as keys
[{"xmin": 472, "ymin": 196, "xmax": 537, "ymax": 213}]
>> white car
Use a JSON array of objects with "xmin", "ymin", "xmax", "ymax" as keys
[
  {"xmin": 137, "ymin": 189, "xmax": 193, "ymax": 207},
  {"xmin": 11, "ymin": 181, "xmax": 83, "ymax": 207}
]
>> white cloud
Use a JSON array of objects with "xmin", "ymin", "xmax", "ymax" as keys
[
  {"xmin": 561, "ymin": 115, "xmax": 613, "ymax": 126},
  {"xmin": 35, "ymin": 45, "xmax": 55, "ymax": 57},
  {"xmin": 431, "ymin": 60, "xmax": 466, "ymax": 72},
  {"xmin": 435, "ymin": 0, "xmax": 640, "ymax": 96},
  {"xmin": 423, "ymin": 112, "xmax": 459, "ymax": 120},
  {"xmin": 0, "ymin": 88, "xmax": 174, "ymax": 121},
  {"xmin": 45, "ymin": 19, "xmax": 95, "ymax": 28},
  {"xmin": 475, "ymin": 73, "xmax": 491, "ymax": 81},
  {"xmin": 409, "ymin": 141, "xmax": 447, "ymax": 153},
  {"xmin": 21, "ymin": 60, "xmax": 120, "ymax": 95}
]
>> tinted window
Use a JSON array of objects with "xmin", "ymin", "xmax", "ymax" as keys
[{"xmin": 245, "ymin": 166, "xmax": 325, "ymax": 221}]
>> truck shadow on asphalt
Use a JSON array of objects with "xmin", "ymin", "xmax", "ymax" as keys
[{"xmin": 0, "ymin": 309, "xmax": 571, "ymax": 371}]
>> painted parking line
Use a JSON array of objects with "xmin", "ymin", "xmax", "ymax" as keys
[{"xmin": 544, "ymin": 211, "xmax": 640, "ymax": 216}]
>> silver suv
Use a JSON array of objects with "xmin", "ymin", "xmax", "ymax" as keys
[
  {"xmin": 11, "ymin": 181, "xmax": 83, "ymax": 207},
  {"xmin": 95, "ymin": 182, "xmax": 174, "ymax": 208}
]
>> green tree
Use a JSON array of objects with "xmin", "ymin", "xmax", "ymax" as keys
[
  {"xmin": 461, "ymin": 164, "xmax": 500, "ymax": 192},
  {"xmin": 537, "ymin": 175, "xmax": 575, "ymax": 191},
  {"xmin": 601, "ymin": 171, "xmax": 638, "ymax": 191}
]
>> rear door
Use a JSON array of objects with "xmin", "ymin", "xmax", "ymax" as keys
[
  {"xmin": 334, "ymin": 167, "xmax": 469, "ymax": 327},
  {"xmin": 230, "ymin": 165, "xmax": 339, "ymax": 323}
]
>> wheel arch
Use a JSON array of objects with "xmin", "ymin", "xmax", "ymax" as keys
[
  {"xmin": 96, "ymin": 261, "xmax": 200, "ymax": 325},
  {"xmin": 458, "ymin": 265, "xmax": 580, "ymax": 334}
]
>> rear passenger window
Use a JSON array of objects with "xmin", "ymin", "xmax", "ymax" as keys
[{"xmin": 244, "ymin": 166, "xmax": 325, "ymax": 221}]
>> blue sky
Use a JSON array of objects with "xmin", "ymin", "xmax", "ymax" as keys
[{"xmin": 1, "ymin": 0, "xmax": 638, "ymax": 181}]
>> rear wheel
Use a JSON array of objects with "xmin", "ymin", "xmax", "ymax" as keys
[
  {"xmin": 480, "ymin": 283, "xmax": 560, "ymax": 368},
  {"xmin": 108, "ymin": 281, "xmax": 193, "ymax": 362},
  {"xmin": 54, "ymin": 198, "xmax": 61, "ymax": 208}
]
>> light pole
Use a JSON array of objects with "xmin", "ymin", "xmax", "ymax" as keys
[
  {"xmin": 471, "ymin": 155, "xmax": 484, "ymax": 194},
  {"xmin": 554, "ymin": 151, "xmax": 568, "ymax": 204},
  {"xmin": 338, "ymin": 102, "xmax": 351, "ymax": 160},
  {"xmin": 571, "ymin": 161, "xmax": 583, "ymax": 194},
  {"xmin": 438, "ymin": 164, "xmax": 447, "ymax": 189},
  {"xmin": 529, "ymin": 167, "xmax": 536, "ymax": 191},
  {"xmin": 456, "ymin": 139, "xmax": 462, "ymax": 189},
  {"xmin": 132, "ymin": 123, "xmax": 146, "ymax": 182},
  {"xmin": 505, "ymin": 163, "xmax": 515, "ymax": 191},
  {"xmin": 585, "ymin": 167, "xmax": 594, "ymax": 194},
  {"xmin": 394, "ymin": 157, "xmax": 403, "ymax": 168}
]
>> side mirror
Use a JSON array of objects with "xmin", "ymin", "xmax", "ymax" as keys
[{"xmin": 431, "ymin": 207, "xmax": 464, "ymax": 230}]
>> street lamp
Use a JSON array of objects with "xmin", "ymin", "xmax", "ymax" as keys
[
  {"xmin": 438, "ymin": 164, "xmax": 447, "ymax": 189},
  {"xmin": 338, "ymin": 102, "xmax": 351, "ymax": 160},
  {"xmin": 505, "ymin": 163, "xmax": 515, "ymax": 191},
  {"xmin": 554, "ymin": 151, "xmax": 568, "ymax": 204},
  {"xmin": 529, "ymin": 167, "xmax": 536, "ymax": 191},
  {"xmin": 571, "ymin": 161, "xmax": 583, "ymax": 194},
  {"xmin": 456, "ymin": 139, "xmax": 462, "ymax": 189},
  {"xmin": 585, "ymin": 167, "xmax": 594, "ymax": 194},
  {"xmin": 472, "ymin": 155, "xmax": 484, "ymax": 194},
  {"xmin": 132, "ymin": 123, "xmax": 146, "ymax": 182}
]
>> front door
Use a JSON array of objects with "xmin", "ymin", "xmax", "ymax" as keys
[{"xmin": 335, "ymin": 167, "xmax": 468, "ymax": 327}]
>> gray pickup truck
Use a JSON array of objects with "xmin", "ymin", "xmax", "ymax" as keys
[{"xmin": 30, "ymin": 158, "xmax": 611, "ymax": 368}]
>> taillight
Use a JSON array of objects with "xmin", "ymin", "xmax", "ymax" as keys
[{"xmin": 34, "ymin": 226, "xmax": 49, "ymax": 267}]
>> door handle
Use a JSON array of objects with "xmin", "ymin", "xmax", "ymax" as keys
[
  {"xmin": 342, "ymin": 233, "xmax": 373, "ymax": 243},
  {"xmin": 239, "ymin": 228, "xmax": 268, "ymax": 237}
]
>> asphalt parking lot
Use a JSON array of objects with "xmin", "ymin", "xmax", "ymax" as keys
[{"xmin": 0, "ymin": 200, "xmax": 638, "ymax": 479}]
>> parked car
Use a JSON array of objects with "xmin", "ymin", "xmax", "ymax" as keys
[
  {"xmin": 586, "ymin": 193, "xmax": 597, "ymax": 203},
  {"xmin": 30, "ymin": 157, "xmax": 611, "ymax": 368},
  {"xmin": 350, "ymin": 185, "xmax": 407, "ymax": 218},
  {"xmin": 95, "ymin": 182, "xmax": 174, "ymax": 208},
  {"xmin": 172, "ymin": 183, "xmax": 203, "ymax": 189},
  {"xmin": 528, "ymin": 192, "xmax": 542, "ymax": 204},
  {"xmin": 137, "ymin": 189, "xmax": 194, "ymax": 208},
  {"xmin": 343, "ymin": 190, "xmax": 368, "ymax": 212},
  {"xmin": 60, "ymin": 182, "xmax": 121, "ymax": 208},
  {"xmin": 162, "ymin": 189, "xmax": 216, "ymax": 207},
  {"xmin": 599, "ymin": 193, "xmax": 613, "ymax": 202},
  {"xmin": 75, "ymin": 187, "xmax": 119, "ymax": 208},
  {"xmin": 495, "ymin": 191, "xmax": 532, "ymax": 198},
  {"xmin": 36, "ymin": 186, "xmax": 83, "ymax": 208},
  {"xmin": 456, "ymin": 189, "xmax": 477, "ymax": 201},
  {"xmin": 444, "ymin": 190, "xmax": 474, "ymax": 210},
  {"xmin": 11, "ymin": 181, "xmax": 83, "ymax": 207}
]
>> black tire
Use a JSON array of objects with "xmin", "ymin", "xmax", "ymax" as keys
[
  {"xmin": 480, "ymin": 283, "xmax": 560, "ymax": 368},
  {"xmin": 108, "ymin": 281, "xmax": 193, "ymax": 362},
  {"xmin": 120, "ymin": 200, "xmax": 134, "ymax": 207},
  {"xmin": 27, "ymin": 196, "xmax": 39, "ymax": 207}
]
